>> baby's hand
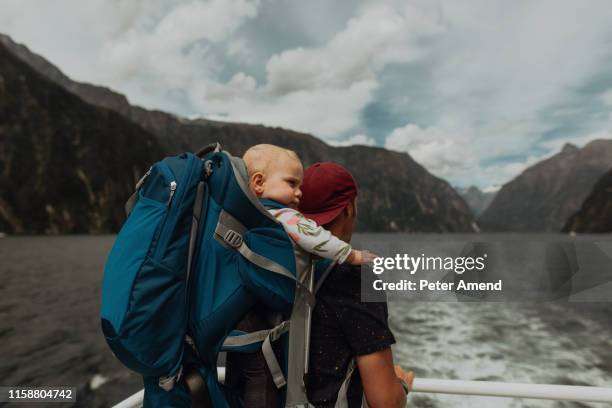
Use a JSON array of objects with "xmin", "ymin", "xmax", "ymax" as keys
[{"xmin": 346, "ymin": 250, "xmax": 380, "ymax": 265}]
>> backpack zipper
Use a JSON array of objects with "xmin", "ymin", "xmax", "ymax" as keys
[
  {"xmin": 151, "ymin": 154, "xmax": 200, "ymax": 261},
  {"xmin": 167, "ymin": 181, "xmax": 177, "ymax": 207}
]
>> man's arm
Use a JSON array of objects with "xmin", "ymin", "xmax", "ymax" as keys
[{"xmin": 356, "ymin": 347, "xmax": 413, "ymax": 408}]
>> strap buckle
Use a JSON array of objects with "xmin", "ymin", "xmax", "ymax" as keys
[
  {"xmin": 269, "ymin": 320, "xmax": 290, "ymax": 342},
  {"xmin": 224, "ymin": 229, "xmax": 243, "ymax": 248},
  {"xmin": 203, "ymin": 160, "xmax": 214, "ymax": 178},
  {"xmin": 159, "ymin": 365, "xmax": 183, "ymax": 392}
]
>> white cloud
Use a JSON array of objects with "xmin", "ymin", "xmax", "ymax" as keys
[
  {"xmin": 381, "ymin": 0, "xmax": 612, "ymax": 187},
  {"xmin": 600, "ymin": 89, "xmax": 612, "ymax": 106},
  {"xmin": 227, "ymin": 37, "xmax": 251, "ymax": 61},
  {"xmin": 431, "ymin": 1, "xmax": 612, "ymax": 120},
  {"xmin": 0, "ymin": 0, "xmax": 159, "ymax": 83},
  {"xmin": 460, "ymin": 12, "xmax": 605, "ymax": 87},
  {"xmin": 3, "ymin": 0, "xmax": 612, "ymax": 188},
  {"xmin": 386, "ymin": 122, "xmax": 612, "ymax": 188},
  {"xmin": 385, "ymin": 124, "xmax": 477, "ymax": 179},
  {"xmin": 57, "ymin": 1, "xmax": 442, "ymax": 138},
  {"xmin": 539, "ymin": 132, "xmax": 610, "ymax": 152},
  {"xmin": 155, "ymin": 0, "xmax": 258, "ymax": 44},
  {"xmin": 201, "ymin": 80, "xmax": 378, "ymax": 137},
  {"xmin": 185, "ymin": 3, "xmax": 442, "ymax": 138},
  {"xmin": 0, "ymin": 0, "xmax": 261, "ymax": 112},
  {"xmin": 97, "ymin": 0, "xmax": 260, "ymax": 90},
  {"xmin": 329, "ymin": 134, "xmax": 376, "ymax": 147},
  {"xmin": 482, "ymin": 185, "xmax": 501, "ymax": 194},
  {"xmin": 264, "ymin": 4, "xmax": 442, "ymax": 95}
]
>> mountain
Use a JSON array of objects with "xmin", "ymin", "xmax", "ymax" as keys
[
  {"xmin": 0, "ymin": 41, "xmax": 164, "ymax": 234},
  {"xmin": 478, "ymin": 141, "xmax": 612, "ymax": 232},
  {"xmin": 563, "ymin": 168, "xmax": 612, "ymax": 233},
  {"xmin": 456, "ymin": 186, "xmax": 497, "ymax": 217},
  {"xmin": 0, "ymin": 34, "xmax": 477, "ymax": 233}
]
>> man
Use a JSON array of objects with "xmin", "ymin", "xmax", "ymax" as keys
[
  {"xmin": 143, "ymin": 161, "xmax": 412, "ymax": 408},
  {"xmin": 299, "ymin": 162, "xmax": 414, "ymax": 408}
]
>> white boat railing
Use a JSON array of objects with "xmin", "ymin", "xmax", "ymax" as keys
[
  {"xmin": 112, "ymin": 368, "xmax": 612, "ymax": 408},
  {"xmin": 413, "ymin": 378, "xmax": 612, "ymax": 403},
  {"xmin": 113, "ymin": 389, "xmax": 144, "ymax": 408}
]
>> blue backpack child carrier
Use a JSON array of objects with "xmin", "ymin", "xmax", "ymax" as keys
[
  {"xmin": 100, "ymin": 146, "xmax": 209, "ymax": 392},
  {"xmin": 100, "ymin": 143, "xmax": 320, "ymax": 407}
]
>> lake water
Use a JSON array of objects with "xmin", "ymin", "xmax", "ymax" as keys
[{"xmin": 1, "ymin": 234, "xmax": 611, "ymax": 407}]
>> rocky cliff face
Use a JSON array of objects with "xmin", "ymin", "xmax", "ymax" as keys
[
  {"xmin": 478, "ymin": 141, "xmax": 612, "ymax": 232},
  {"xmin": 0, "ymin": 34, "xmax": 477, "ymax": 233},
  {"xmin": 0, "ymin": 42, "xmax": 164, "ymax": 234},
  {"xmin": 563, "ymin": 169, "xmax": 612, "ymax": 233}
]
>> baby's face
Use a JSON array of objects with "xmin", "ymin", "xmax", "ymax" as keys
[{"xmin": 260, "ymin": 156, "xmax": 303, "ymax": 209}]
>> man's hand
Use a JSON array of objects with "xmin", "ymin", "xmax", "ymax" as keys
[
  {"xmin": 394, "ymin": 365, "xmax": 415, "ymax": 394},
  {"xmin": 357, "ymin": 348, "xmax": 409, "ymax": 408}
]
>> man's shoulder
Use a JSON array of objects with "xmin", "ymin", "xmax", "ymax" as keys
[
  {"xmin": 317, "ymin": 263, "xmax": 361, "ymax": 296},
  {"xmin": 318, "ymin": 263, "xmax": 385, "ymax": 300}
]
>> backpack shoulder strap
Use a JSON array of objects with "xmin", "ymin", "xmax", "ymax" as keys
[
  {"xmin": 334, "ymin": 359, "xmax": 357, "ymax": 408},
  {"xmin": 314, "ymin": 260, "xmax": 337, "ymax": 294},
  {"xmin": 186, "ymin": 180, "xmax": 206, "ymax": 298},
  {"xmin": 260, "ymin": 198, "xmax": 287, "ymax": 210}
]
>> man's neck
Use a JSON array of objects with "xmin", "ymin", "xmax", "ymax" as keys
[{"xmin": 326, "ymin": 214, "xmax": 352, "ymax": 243}]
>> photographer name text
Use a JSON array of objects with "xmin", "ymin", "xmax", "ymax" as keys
[{"xmin": 373, "ymin": 279, "xmax": 503, "ymax": 291}]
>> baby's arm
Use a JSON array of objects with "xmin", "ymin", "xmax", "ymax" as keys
[{"xmin": 271, "ymin": 208, "xmax": 375, "ymax": 265}]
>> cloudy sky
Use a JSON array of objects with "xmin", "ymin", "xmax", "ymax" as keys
[{"xmin": 2, "ymin": 0, "xmax": 612, "ymax": 190}]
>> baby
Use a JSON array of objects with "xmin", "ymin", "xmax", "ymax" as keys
[
  {"xmin": 243, "ymin": 143, "xmax": 375, "ymax": 265},
  {"xmin": 224, "ymin": 144, "xmax": 376, "ymax": 407}
]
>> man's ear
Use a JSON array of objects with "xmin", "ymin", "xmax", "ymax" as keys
[
  {"xmin": 345, "ymin": 199, "xmax": 357, "ymax": 218},
  {"xmin": 250, "ymin": 172, "xmax": 265, "ymax": 195}
]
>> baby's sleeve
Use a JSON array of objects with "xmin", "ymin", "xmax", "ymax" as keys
[{"xmin": 271, "ymin": 208, "xmax": 352, "ymax": 263}]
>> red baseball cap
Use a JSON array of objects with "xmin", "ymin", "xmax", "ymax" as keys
[{"xmin": 299, "ymin": 162, "xmax": 357, "ymax": 226}]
